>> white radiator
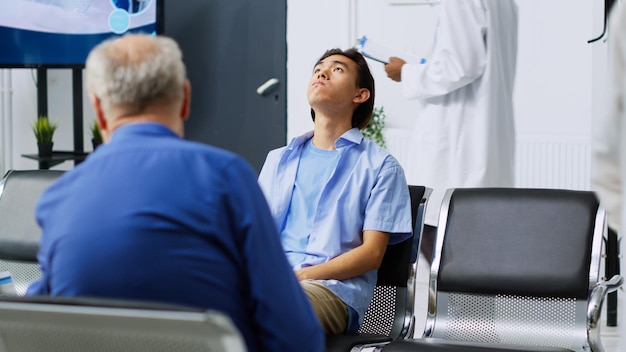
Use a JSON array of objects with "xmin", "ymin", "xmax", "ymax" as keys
[
  {"xmin": 384, "ymin": 128, "xmax": 591, "ymax": 191},
  {"xmin": 384, "ymin": 128, "xmax": 414, "ymax": 171},
  {"xmin": 515, "ymin": 136, "xmax": 591, "ymax": 191}
]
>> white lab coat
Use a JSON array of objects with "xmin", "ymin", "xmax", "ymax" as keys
[
  {"xmin": 591, "ymin": 2, "xmax": 626, "ymax": 341},
  {"xmin": 401, "ymin": 0, "xmax": 518, "ymax": 225}
]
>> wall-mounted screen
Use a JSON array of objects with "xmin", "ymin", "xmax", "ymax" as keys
[{"xmin": 0, "ymin": 0, "xmax": 162, "ymax": 68}]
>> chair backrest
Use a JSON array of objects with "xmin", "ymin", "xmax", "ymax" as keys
[
  {"xmin": 0, "ymin": 169, "xmax": 64, "ymax": 295},
  {"xmin": 358, "ymin": 185, "xmax": 432, "ymax": 339},
  {"xmin": 0, "ymin": 295, "xmax": 247, "ymax": 352},
  {"xmin": 424, "ymin": 188, "xmax": 604, "ymax": 351}
]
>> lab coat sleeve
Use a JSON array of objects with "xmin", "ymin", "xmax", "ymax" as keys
[
  {"xmin": 401, "ymin": 0, "xmax": 488, "ymax": 99},
  {"xmin": 591, "ymin": 4, "xmax": 626, "ymax": 233}
]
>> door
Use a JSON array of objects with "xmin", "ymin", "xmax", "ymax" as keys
[{"xmin": 163, "ymin": 0, "xmax": 286, "ymax": 173}]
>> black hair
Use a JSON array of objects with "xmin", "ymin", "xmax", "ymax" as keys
[{"xmin": 310, "ymin": 48, "xmax": 375, "ymax": 130}]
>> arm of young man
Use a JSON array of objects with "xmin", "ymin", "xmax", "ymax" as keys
[{"xmin": 294, "ymin": 230, "xmax": 389, "ymax": 281}]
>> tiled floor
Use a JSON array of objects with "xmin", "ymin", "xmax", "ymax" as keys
[{"xmin": 411, "ymin": 253, "xmax": 624, "ymax": 351}]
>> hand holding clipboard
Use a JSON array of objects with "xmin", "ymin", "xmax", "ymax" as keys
[{"xmin": 355, "ymin": 36, "xmax": 426, "ymax": 65}]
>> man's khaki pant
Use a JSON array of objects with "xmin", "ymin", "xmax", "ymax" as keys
[{"xmin": 300, "ymin": 281, "xmax": 348, "ymax": 334}]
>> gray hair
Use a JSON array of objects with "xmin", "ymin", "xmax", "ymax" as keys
[{"xmin": 85, "ymin": 34, "xmax": 187, "ymax": 115}]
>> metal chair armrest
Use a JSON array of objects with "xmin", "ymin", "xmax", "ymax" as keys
[
  {"xmin": 603, "ymin": 274, "xmax": 624, "ymax": 294},
  {"xmin": 588, "ymin": 274, "xmax": 623, "ymax": 328},
  {"xmin": 587, "ymin": 274, "xmax": 622, "ymax": 352}
]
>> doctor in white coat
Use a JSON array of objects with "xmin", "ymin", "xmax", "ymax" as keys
[{"xmin": 384, "ymin": 0, "xmax": 518, "ymax": 260}]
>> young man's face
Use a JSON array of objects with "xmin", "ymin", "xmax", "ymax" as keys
[{"xmin": 307, "ymin": 54, "xmax": 361, "ymax": 111}]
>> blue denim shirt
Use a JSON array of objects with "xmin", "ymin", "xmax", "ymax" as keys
[{"xmin": 29, "ymin": 122, "xmax": 324, "ymax": 352}]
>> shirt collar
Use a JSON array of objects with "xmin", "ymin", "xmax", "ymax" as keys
[
  {"xmin": 109, "ymin": 122, "xmax": 179, "ymax": 143},
  {"xmin": 286, "ymin": 128, "xmax": 363, "ymax": 150},
  {"xmin": 336, "ymin": 128, "xmax": 364, "ymax": 148}
]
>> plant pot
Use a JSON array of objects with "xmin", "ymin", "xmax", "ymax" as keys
[
  {"xmin": 92, "ymin": 138, "xmax": 102, "ymax": 150},
  {"xmin": 37, "ymin": 142, "xmax": 53, "ymax": 158}
]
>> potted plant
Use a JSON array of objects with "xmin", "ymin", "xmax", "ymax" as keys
[
  {"xmin": 32, "ymin": 115, "xmax": 58, "ymax": 158},
  {"xmin": 90, "ymin": 120, "xmax": 103, "ymax": 150},
  {"xmin": 362, "ymin": 106, "xmax": 387, "ymax": 149}
]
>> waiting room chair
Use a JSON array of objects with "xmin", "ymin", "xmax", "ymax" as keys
[
  {"xmin": 0, "ymin": 295, "xmax": 247, "ymax": 352},
  {"xmin": 326, "ymin": 185, "xmax": 432, "ymax": 352},
  {"xmin": 381, "ymin": 187, "xmax": 623, "ymax": 352},
  {"xmin": 0, "ymin": 169, "xmax": 63, "ymax": 295}
]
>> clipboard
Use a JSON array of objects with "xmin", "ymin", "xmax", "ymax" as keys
[{"xmin": 355, "ymin": 36, "xmax": 426, "ymax": 65}]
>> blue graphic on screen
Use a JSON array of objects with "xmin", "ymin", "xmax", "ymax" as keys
[
  {"xmin": 109, "ymin": 9, "xmax": 131, "ymax": 34},
  {"xmin": 0, "ymin": 0, "xmax": 158, "ymax": 67}
]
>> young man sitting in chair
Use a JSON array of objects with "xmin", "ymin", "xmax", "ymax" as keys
[{"xmin": 258, "ymin": 48, "xmax": 413, "ymax": 334}]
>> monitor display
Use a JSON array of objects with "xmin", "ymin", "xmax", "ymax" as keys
[{"xmin": 0, "ymin": 0, "xmax": 162, "ymax": 68}]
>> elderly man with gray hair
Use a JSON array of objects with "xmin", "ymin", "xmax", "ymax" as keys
[{"xmin": 27, "ymin": 34, "xmax": 324, "ymax": 352}]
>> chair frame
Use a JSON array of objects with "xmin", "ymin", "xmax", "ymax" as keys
[
  {"xmin": 0, "ymin": 169, "xmax": 64, "ymax": 295},
  {"xmin": 0, "ymin": 295, "xmax": 247, "ymax": 352},
  {"xmin": 398, "ymin": 187, "xmax": 622, "ymax": 352},
  {"xmin": 327, "ymin": 186, "xmax": 432, "ymax": 351},
  {"xmin": 426, "ymin": 188, "xmax": 607, "ymax": 339},
  {"xmin": 368, "ymin": 186, "xmax": 432, "ymax": 340},
  {"xmin": 0, "ymin": 169, "xmax": 65, "ymax": 260}
]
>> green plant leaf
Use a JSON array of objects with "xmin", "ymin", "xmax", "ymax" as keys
[
  {"xmin": 362, "ymin": 106, "xmax": 387, "ymax": 149},
  {"xmin": 90, "ymin": 120, "xmax": 102, "ymax": 141},
  {"xmin": 32, "ymin": 116, "xmax": 58, "ymax": 144}
]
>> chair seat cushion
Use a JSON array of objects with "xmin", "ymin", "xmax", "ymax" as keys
[
  {"xmin": 0, "ymin": 239, "xmax": 39, "ymax": 262},
  {"xmin": 381, "ymin": 339, "xmax": 575, "ymax": 352},
  {"xmin": 439, "ymin": 188, "xmax": 597, "ymax": 299}
]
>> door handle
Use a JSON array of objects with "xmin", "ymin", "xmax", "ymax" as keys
[{"xmin": 256, "ymin": 78, "xmax": 280, "ymax": 96}]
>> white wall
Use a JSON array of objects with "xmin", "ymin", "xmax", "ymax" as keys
[
  {"xmin": 0, "ymin": 0, "xmax": 610, "ymax": 182},
  {"xmin": 287, "ymin": 0, "xmax": 607, "ymax": 190},
  {"xmin": 1, "ymin": 69, "xmax": 95, "ymax": 174},
  {"xmin": 285, "ymin": 0, "xmax": 355, "ymax": 139},
  {"xmin": 515, "ymin": 0, "xmax": 597, "ymax": 137},
  {"xmin": 286, "ymin": 0, "xmax": 438, "ymax": 139}
]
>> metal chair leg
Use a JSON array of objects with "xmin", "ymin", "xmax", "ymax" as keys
[{"xmin": 605, "ymin": 227, "xmax": 620, "ymax": 327}]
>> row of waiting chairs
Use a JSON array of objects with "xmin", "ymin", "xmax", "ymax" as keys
[{"xmin": 0, "ymin": 169, "xmax": 622, "ymax": 352}]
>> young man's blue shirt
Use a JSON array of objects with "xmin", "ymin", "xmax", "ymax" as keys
[
  {"xmin": 281, "ymin": 138, "xmax": 340, "ymax": 266},
  {"xmin": 258, "ymin": 128, "xmax": 413, "ymax": 329}
]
